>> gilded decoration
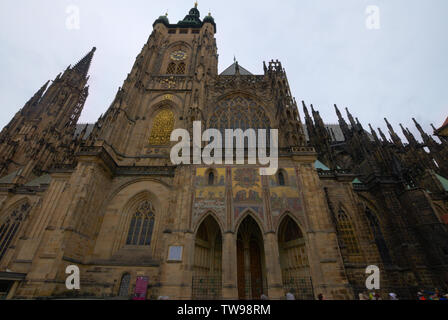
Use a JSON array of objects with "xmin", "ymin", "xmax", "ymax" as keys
[{"xmin": 149, "ymin": 109, "xmax": 175, "ymax": 145}]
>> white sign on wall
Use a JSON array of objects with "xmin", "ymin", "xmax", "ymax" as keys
[{"xmin": 168, "ymin": 246, "xmax": 183, "ymax": 262}]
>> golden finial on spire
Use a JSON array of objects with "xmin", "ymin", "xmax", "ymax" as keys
[
  {"xmin": 194, "ymin": 1, "xmax": 198, "ymax": 8},
  {"xmin": 165, "ymin": 10, "xmax": 168, "ymax": 16}
]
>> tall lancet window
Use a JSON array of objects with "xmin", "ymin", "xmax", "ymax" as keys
[
  {"xmin": 167, "ymin": 62, "xmax": 177, "ymax": 74},
  {"xmin": 208, "ymin": 171, "xmax": 215, "ymax": 186},
  {"xmin": 0, "ymin": 202, "xmax": 31, "ymax": 261},
  {"xmin": 336, "ymin": 209, "xmax": 360, "ymax": 255},
  {"xmin": 149, "ymin": 109, "xmax": 175, "ymax": 145},
  {"xmin": 176, "ymin": 62, "xmax": 186, "ymax": 74},
  {"xmin": 126, "ymin": 201, "xmax": 155, "ymax": 246}
]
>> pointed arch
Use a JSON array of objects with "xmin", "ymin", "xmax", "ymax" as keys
[
  {"xmin": 115, "ymin": 191, "xmax": 159, "ymax": 251},
  {"xmin": 334, "ymin": 205, "xmax": 361, "ymax": 256},
  {"xmin": 364, "ymin": 205, "xmax": 392, "ymax": 265},
  {"xmin": 276, "ymin": 211, "xmax": 305, "ymax": 236},
  {"xmin": 194, "ymin": 211, "xmax": 224, "ymax": 236},
  {"xmin": 0, "ymin": 200, "xmax": 31, "ymax": 262},
  {"xmin": 192, "ymin": 215, "xmax": 222, "ymax": 300},
  {"xmin": 166, "ymin": 62, "xmax": 176, "ymax": 74},
  {"xmin": 236, "ymin": 214, "xmax": 267, "ymax": 299},
  {"xmin": 277, "ymin": 170, "xmax": 286, "ymax": 186},
  {"xmin": 118, "ymin": 273, "xmax": 131, "ymax": 297},
  {"xmin": 277, "ymin": 215, "xmax": 314, "ymax": 300},
  {"xmin": 235, "ymin": 209, "xmax": 266, "ymax": 236},
  {"xmin": 125, "ymin": 200, "xmax": 155, "ymax": 246},
  {"xmin": 204, "ymin": 168, "xmax": 218, "ymax": 187}
]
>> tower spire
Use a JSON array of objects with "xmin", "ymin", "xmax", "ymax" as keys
[
  {"xmin": 384, "ymin": 118, "xmax": 402, "ymax": 146},
  {"xmin": 412, "ymin": 118, "xmax": 432, "ymax": 143},
  {"xmin": 335, "ymin": 104, "xmax": 350, "ymax": 138},
  {"xmin": 400, "ymin": 123, "xmax": 417, "ymax": 146},
  {"xmin": 72, "ymin": 47, "xmax": 96, "ymax": 78},
  {"xmin": 369, "ymin": 124, "xmax": 380, "ymax": 144},
  {"xmin": 345, "ymin": 107, "xmax": 357, "ymax": 128},
  {"xmin": 378, "ymin": 127, "xmax": 388, "ymax": 143}
]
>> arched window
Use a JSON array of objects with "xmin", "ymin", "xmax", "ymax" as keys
[
  {"xmin": 126, "ymin": 201, "xmax": 155, "ymax": 246},
  {"xmin": 118, "ymin": 273, "xmax": 131, "ymax": 297},
  {"xmin": 208, "ymin": 171, "xmax": 215, "ymax": 186},
  {"xmin": 149, "ymin": 109, "xmax": 175, "ymax": 145},
  {"xmin": 0, "ymin": 202, "xmax": 31, "ymax": 261},
  {"xmin": 336, "ymin": 209, "xmax": 360, "ymax": 255},
  {"xmin": 365, "ymin": 207, "xmax": 392, "ymax": 264},
  {"xmin": 166, "ymin": 62, "xmax": 176, "ymax": 74},
  {"xmin": 208, "ymin": 96, "xmax": 271, "ymax": 137},
  {"xmin": 176, "ymin": 62, "xmax": 186, "ymax": 74},
  {"xmin": 278, "ymin": 171, "xmax": 286, "ymax": 186},
  {"xmin": 277, "ymin": 216, "xmax": 314, "ymax": 300}
]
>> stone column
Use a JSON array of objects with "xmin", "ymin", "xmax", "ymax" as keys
[
  {"xmin": 264, "ymin": 232, "xmax": 284, "ymax": 299},
  {"xmin": 159, "ymin": 232, "xmax": 195, "ymax": 300},
  {"xmin": 222, "ymin": 232, "xmax": 238, "ymax": 299}
]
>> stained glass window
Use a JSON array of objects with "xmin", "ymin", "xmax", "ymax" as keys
[
  {"xmin": 278, "ymin": 171, "xmax": 286, "ymax": 186},
  {"xmin": 126, "ymin": 201, "xmax": 155, "ymax": 246},
  {"xmin": 365, "ymin": 207, "xmax": 392, "ymax": 264},
  {"xmin": 0, "ymin": 202, "xmax": 31, "ymax": 262},
  {"xmin": 208, "ymin": 96, "xmax": 271, "ymax": 145},
  {"xmin": 336, "ymin": 210, "xmax": 361, "ymax": 255},
  {"xmin": 149, "ymin": 109, "xmax": 175, "ymax": 145}
]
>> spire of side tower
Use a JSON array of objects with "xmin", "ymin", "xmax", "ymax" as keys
[{"xmin": 72, "ymin": 47, "xmax": 96, "ymax": 78}]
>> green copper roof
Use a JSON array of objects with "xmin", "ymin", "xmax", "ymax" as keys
[
  {"xmin": 435, "ymin": 173, "xmax": 448, "ymax": 192},
  {"xmin": 178, "ymin": 6, "xmax": 202, "ymax": 26},
  {"xmin": 155, "ymin": 14, "xmax": 169, "ymax": 25},
  {"xmin": 352, "ymin": 178, "xmax": 362, "ymax": 184},
  {"xmin": 153, "ymin": 5, "xmax": 216, "ymax": 33},
  {"xmin": 315, "ymin": 160, "xmax": 330, "ymax": 171},
  {"xmin": 0, "ymin": 169, "xmax": 21, "ymax": 184},
  {"xmin": 25, "ymin": 174, "xmax": 51, "ymax": 187},
  {"xmin": 203, "ymin": 14, "xmax": 215, "ymax": 23}
]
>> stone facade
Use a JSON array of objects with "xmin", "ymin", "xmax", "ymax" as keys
[{"xmin": 0, "ymin": 5, "xmax": 447, "ymax": 300}]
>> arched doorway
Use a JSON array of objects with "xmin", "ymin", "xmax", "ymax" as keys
[
  {"xmin": 192, "ymin": 216, "xmax": 222, "ymax": 300},
  {"xmin": 118, "ymin": 273, "xmax": 131, "ymax": 298},
  {"xmin": 278, "ymin": 216, "xmax": 314, "ymax": 300},
  {"xmin": 236, "ymin": 215, "xmax": 267, "ymax": 300}
]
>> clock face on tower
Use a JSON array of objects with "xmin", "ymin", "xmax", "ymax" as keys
[{"xmin": 170, "ymin": 50, "xmax": 187, "ymax": 61}]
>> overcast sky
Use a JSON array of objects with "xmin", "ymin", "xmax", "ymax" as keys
[{"xmin": 0, "ymin": 0, "xmax": 447, "ymax": 142}]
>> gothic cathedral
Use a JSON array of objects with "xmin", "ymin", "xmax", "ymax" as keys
[{"xmin": 0, "ymin": 5, "xmax": 447, "ymax": 300}]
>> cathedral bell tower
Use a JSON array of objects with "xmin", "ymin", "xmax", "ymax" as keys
[{"xmin": 94, "ymin": 3, "xmax": 218, "ymax": 158}]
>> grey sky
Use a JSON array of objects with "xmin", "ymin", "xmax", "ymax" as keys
[{"xmin": 1, "ymin": 0, "xmax": 447, "ymax": 142}]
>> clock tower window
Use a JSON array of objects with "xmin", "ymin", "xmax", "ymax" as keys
[
  {"xmin": 176, "ymin": 62, "xmax": 186, "ymax": 74},
  {"xmin": 167, "ymin": 62, "xmax": 176, "ymax": 74}
]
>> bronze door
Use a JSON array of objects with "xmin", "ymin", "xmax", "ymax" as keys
[
  {"xmin": 237, "ymin": 239, "xmax": 246, "ymax": 299},
  {"xmin": 250, "ymin": 240, "xmax": 263, "ymax": 300}
]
